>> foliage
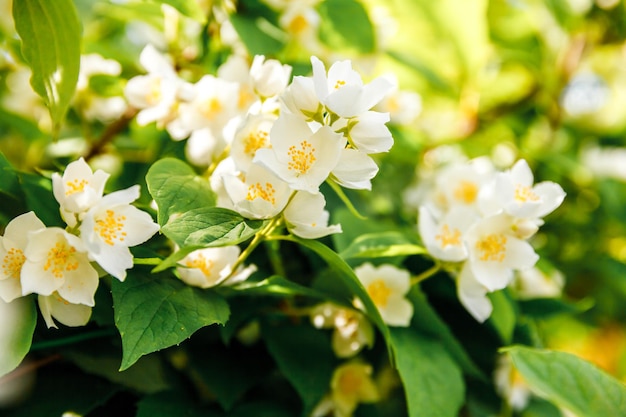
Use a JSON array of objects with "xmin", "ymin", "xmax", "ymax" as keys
[{"xmin": 1, "ymin": 0, "xmax": 626, "ymax": 416}]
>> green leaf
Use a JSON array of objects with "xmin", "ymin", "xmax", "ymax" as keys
[
  {"xmin": 230, "ymin": 14, "xmax": 287, "ymax": 56},
  {"xmin": 12, "ymin": 0, "xmax": 81, "ymax": 133},
  {"xmin": 146, "ymin": 158, "xmax": 216, "ymax": 226},
  {"xmin": 262, "ymin": 320, "xmax": 336, "ymax": 414},
  {"xmin": 151, "ymin": 0, "xmax": 207, "ymax": 23},
  {"xmin": 408, "ymin": 288, "xmax": 485, "ymax": 379},
  {"xmin": 391, "ymin": 328, "xmax": 465, "ymax": 417},
  {"xmin": 161, "ymin": 207, "xmax": 265, "ymax": 248},
  {"xmin": 518, "ymin": 297, "xmax": 594, "ymax": 319},
  {"xmin": 340, "ymin": 231, "xmax": 427, "ymax": 259},
  {"xmin": 505, "ymin": 346, "xmax": 626, "ymax": 417},
  {"xmin": 273, "ymin": 235, "xmax": 392, "ymax": 357},
  {"xmin": 318, "ymin": 0, "xmax": 376, "ymax": 53},
  {"xmin": 0, "ymin": 297, "xmax": 37, "ymax": 378},
  {"xmin": 112, "ymin": 270, "xmax": 230, "ymax": 370},
  {"xmin": 17, "ymin": 171, "xmax": 64, "ymax": 227}
]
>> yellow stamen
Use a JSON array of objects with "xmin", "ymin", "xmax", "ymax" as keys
[
  {"xmin": 435, "ymin": 224, "xmax": 461, "ymax": 248},
  {"xmin": 246, "ymin": 182, "xmax": 276, "ymax": 204},
  {"xmin": 44, "ymin": 242, "xmax": 79, "ymax": 279},
  {"xmin": 186, "ymin": 253, "xmax": 215, "ymax": 278},
  {"xmin": 366, "ymin": 279, "xmax": 392, "ymax": 308},
  {"xmin": 2, "ymin": 247, "xmax": 25, "ymax": 279},
  {"xmin": 288, "ymin": 140, "xmax": 316, "ymax": 174},
  {"xmin": 453, "ymin": 180, "xmax": 478, "ymax": 204},
  {"xmin": 475, "ymin": 234, "xmax": 507, "ymax": 262},
  {"xmin": 65, "ymin": 179, "xmax": 88, "ymax": 196},
  {"xmin": 95, "ymin": 210, "xmax": 127, "ymax": 246},
  {"xmin": 243, "ymin": 130, "xmax": 270, "ymax": 157},
  {"xmin": 515, "ymin": 184, "xmax": 539, "ymax": 202}
]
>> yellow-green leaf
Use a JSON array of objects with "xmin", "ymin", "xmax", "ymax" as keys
[{"xmin": 12, "ymin": 0, "xmax": 81, "ymax": 134}]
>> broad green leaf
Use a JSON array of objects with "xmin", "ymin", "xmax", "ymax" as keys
[
  {"xmin": 262, "ymin": 320, "xmax": 336, "ymax": 414},
  {"xmin": 408, "ymin": 288, "xmax": 485, "ymax": 379},
  {"xmin": 151, "ymin": 0, "xmax": 207, "ymax": 23},
  {"xmin": 161, "ymin": 207, "xmax": 265, "ymax": 248},
  {"xmin": 391, "ymin": 328, "xmax": 465, "ymax": 417},
  {"xmin": 273, "ymin": 235, "xmax": 392, "ymax": 357},
  {"xmin": 146, "ymin": 158, "xmax": 216, "ymax": 226},
  {"xmin": 112, "ymin": 270, "xmax": 230, "ymax": 370},
  {"xmin": 230, "ymin": 14, "xmax": 287, "ymax": 56},
  {"xmin": 318, "ymin": 0, "xmax": 375, "ymax": 53},
  {"xmin": 340, "ymin": 231, "xmax": 427, "ymax": 259},
  {"xmin": 12, "ymin": 0, "xmax": 81, "ymax": 133},
  {"xmin": 17, "ymin": 171, "xmax": 64, "ymax": 227},
  {"xmin": 0, "ymin": 297, "xmax": 37, "ymax": 378},
  {"xmin": 505, "ymin": 346, "xmax": 626, "ymax": 417}
]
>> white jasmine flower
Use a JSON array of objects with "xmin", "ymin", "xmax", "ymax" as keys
[
  {"xmin": 172, "ymin": 75, "xmax": 240, "ymax": 140},
  {"xmin": 494, "ymin": 355, "xmax": 532, "ymax": 411},
  {"xmin": 311, "ymin": 56, "xmax": 392, "ymax": 118},
  {"xmin": 457, "ymin": 263, "xmax": 492, "ymax": 323},
  {"xmin": 341, "ymin": 111, "xmax": 393, "ymax": 154},
  {"xmin": 184, "ymin": 127, "xmax": 224, "ymax": 167},
  {"xmin": 80, "ymin": 185, "xmax": 160, "ymax": 281},
  {"xmin": 434, "ymin": 157, "xmax": 496, "ymax": 214},
  {"xmin": 418, "ymin": 206, "xmax": 476, "ymax": 262},
  {"xmin": 124, "ymin": 44, "xmax": 192, "ymax": 129},
  {"xmin": 512, "ymin": 266, "xmax": 564, "ymax": 299},
  {"xmin": 77, "ymin": 54, "xmax": 122, "ymax": 90},
  {"xmin": 283, "ymin": 192, "xmax": 342, "ymax": 239},
  {"xmin": 310, "ymin": 302, "xmax": 374, "ymax": 358},
  {"xmin": 279, "ymin": 2, "xmax": 321, "ymax": 49},
  {"xmin": 354, "ymin": 263, "xmax": 413, "ymax": 327},
  {"xmin": 0, "ymin": 212, "xmax": 46, "ymax": 302},
  {"xmin": 211, "ymin": 157, "xmax": 240, "ymax": 210},
  {"xmin": 223, "ymin": 162, "xmax": 292, "ymax": 219},
  {"xmin": 374, "ymin": 76, "xmax": 422, "ymax": 125},
  {"xmin": 177, "ymin": 246, "xmax": 256, "ymax": 288},
  {"xmin": 479, "ymin": 159, "xmax": 566, "ymax": 219},
  {"xmin": 38, "ymin": 292, "xmax": 92, "ymax": 329},
  {"xmin": 465, "ymin": 214, "xmax": 539, "ymax": 292},
  {"xmin": 217, "ymin": 55, "xmax": 257, "ymax": 112},
  {"xmin": 254, "ymin": 113, "xmax": 344, "ymax": 193},
  {"xmin": 280, "ymin": 75, "xmax": 320, "ymax": 119},
  {"xmin": 52, "ymin": 157, "xmax": 110, "ymax": 225},
  {"xmin": 21, "ymin": 228, "xmax": 98, "ymax": 307},
  {"xmin": 249, "ymin": 55, "xmax": 292, "ymax": 98},
  {"xmin": 231, "ymin": 113, "xmax": 276, "ymax": 172},
  {"xmin": 330, "ymin": 148, "xmax": 379, "ymax": 191}
]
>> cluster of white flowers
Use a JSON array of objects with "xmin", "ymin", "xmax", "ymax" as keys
[
  {"xmin": 0, "ymin": 158, "xmax": 159, "ymax": 328},
  {"xmin": 125, "ymin": 46, "xmax": 395, "ymax": 242},
  {"xmin": 416, "ymin": 158, "xmax": 566, "ymax": 322}
]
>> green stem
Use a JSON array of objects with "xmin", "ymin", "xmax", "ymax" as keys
[
  {"xmin": 30, "ymin": 327, "xmax": 117, "ymax": 352},
  {"xmin": 326, "ymin": 179, "xmax": 367, "ymax": 220},
  {"xmin": 265, "ymin": 239, "xmax": 286, "ymax": 277},
  {"xmin": 133, "ymin": 257, "xmax": 163, "ymax": 266},
  {"xmin": 410, "ymin": 261, "xmax": 441, "ymax": 286},
  {"xmin": 226, "ymin": 216, "xmax": 282, "ymax": 280}
]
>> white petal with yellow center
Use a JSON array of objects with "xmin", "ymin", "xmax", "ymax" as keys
[
  {"xmin": 0, "ymin": 212, "xmax": 46, "ymax": 302},
  {"xmin": 52, "ymin": 158, "xmax": 110, "ymax": 216},
  {"xmin": 38, "ymin": 293, "xmax": 92, "ymax": 329},
  {"xmin": 354, "ymin": 263, "xmax": 413, "ymax": 327},
  {"xmin": 80, "ymin": 186, "xmax": 160, "ymax": 281},
  {"xmin": 21, "ymin": 228, "xmax": 98, "ymax": 307}
]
